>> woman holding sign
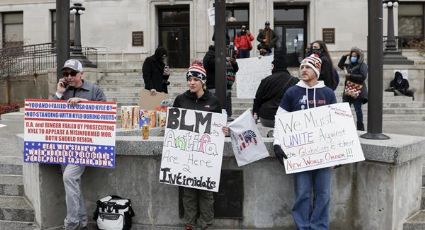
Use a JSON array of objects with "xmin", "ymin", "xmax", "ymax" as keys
[
  {"xmin": 274, "ymin": 54, "xmax": 336, "ymax": 229},
  {"xmin": 173, "ymin": 61, "xmax": 225, "ymax": 230}
]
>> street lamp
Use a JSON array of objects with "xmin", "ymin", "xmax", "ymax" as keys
[
  {"xmin": 382, "ymin": 0, "xmax": 413, "ymax": 64},
  {"xmin": 69, "ymin": 0, "xmax": 96, "ymax": 67}
]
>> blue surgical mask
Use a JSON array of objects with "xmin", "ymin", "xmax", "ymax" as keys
[{"xmin": 350, "ymin": 56, "xmax": 358, "ymax": 63}]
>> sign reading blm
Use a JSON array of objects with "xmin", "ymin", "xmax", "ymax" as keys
[
  {"xmin": 274, "ymin": 103, "xmax": 365, "ymax": 174},
  {"xmin": 23, "ymin": 99, "xmax": 117, "ymax": 168},
  {"xmin": 159, "ymin": 107, "xmax": 227, "ymax": 192}
]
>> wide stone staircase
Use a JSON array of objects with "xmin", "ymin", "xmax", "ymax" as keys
[
  {"xmin": 0, "ymin": 113, "xmax": 37, "ymax": 230},
  {"xmin": 97, "ymin": 68, "xmax": 425, "ymax": 121}
]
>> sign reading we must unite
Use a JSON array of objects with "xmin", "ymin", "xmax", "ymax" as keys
[
  {"xmin": 275, "ymin": 103, "xmax": 365, "ymax": 174},
  {"xmin": 159, "ymin": 107, "xmax": 227, "ymax": 192}
]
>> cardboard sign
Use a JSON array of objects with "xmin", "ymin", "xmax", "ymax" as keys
[
  {"xmin": 159, "ymin": 107, "xmax": 227, "ymax": 192},
  {"xmin": 236, "ymin": 56, "xmax": 273, "ymax": 99},
  {"xmin": 274, "ymin": 103, "xmax": 365, "ymax": 174},
  {"xmin": 228, "ymin": 109, "xmax": 269, "ymax": 166},
  {"xmin": 139, "ymin": 89, "xmax": 167, "ymax": 110},
  {"xmin": 23, "ymin": 99, "xmax": 117, "ymax": 168}
]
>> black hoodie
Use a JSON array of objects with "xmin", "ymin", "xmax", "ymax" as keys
[
  {"xmin": 203, "ymin": 45, "xmax": 217, "ymax": 90},
  {"xmin": 142, "ymin": 47, "xmax": 169, "ymax": 93}
]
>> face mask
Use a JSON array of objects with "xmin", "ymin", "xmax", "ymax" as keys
[
  {"xmin": 350, "ymin": 56, "xmax": 358, "ymax": 63},
  {"xmin": 312, "ymin": 48, "xmax": 321, "ymax": 55}
]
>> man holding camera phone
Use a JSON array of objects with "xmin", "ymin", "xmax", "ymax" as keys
[{"xmin": 54, "ymin": 59, "xmax": 106, "ymax": 230}]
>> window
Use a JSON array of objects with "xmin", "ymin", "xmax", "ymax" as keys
[
  {"xmin": 398, "ymin": 3, "xmax": 425, "ymax": 48},
  {"xmin": 51, "ymin": 10, "xmax": 75, "ymax": 45},
  {"xmin": 225, "ymin": 4, "xmax": 249, "ymax": 44},
  {"xmin": 2, "ymin": 12, "xmax": 23, "ymax": 48}
]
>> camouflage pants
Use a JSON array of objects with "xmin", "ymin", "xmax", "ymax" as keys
[{"xmin": 183, "ymin": 187, "xmax": 214, "ymax": 228}]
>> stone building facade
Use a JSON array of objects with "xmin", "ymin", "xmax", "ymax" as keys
[{"xmin": 0, "ymin": 0, "xmax": 424, "ymax": 67}]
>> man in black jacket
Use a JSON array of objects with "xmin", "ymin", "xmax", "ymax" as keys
[
  {"xmin": 253, "ymin": 53, "xmax": 298, "ymax": 128},
  {"xmin": 142, "ymin": 47, "xmax": 170, "ymax": 95}
]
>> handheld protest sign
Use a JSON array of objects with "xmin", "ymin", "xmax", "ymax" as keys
[
  {"xmin": 159, "ymin": 107, "xmax": 227, "ymax": 192},
  {"xmin": 228, "ymin": 109, "xmax": 269, "ymax": 166},
  {"xmin": 139, "ymin": 89, "xmax": 167, "ymax": 110},
  {"xmin": 23, "ymin": 99, "xmax": 117, "ymax": 168},
  {"xmin": 274, "ymin": 103, "xmax": 365, "ymax": 174},
  {"xmin": 235, "ymin": 56, "xmax": 273, "ymax": 99}
]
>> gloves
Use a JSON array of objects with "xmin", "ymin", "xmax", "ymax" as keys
[{"xmin": 273, "ymin": 145, "xmax": 287, "ymax": 165}]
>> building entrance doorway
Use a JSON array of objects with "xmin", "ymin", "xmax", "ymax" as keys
[
  {"xmin": 158, "ymin": 6, "xmax": 190, "ymax": 68},
  {"xmin": 274, "ymin": 6, "xmax": 307, "ymax": 67}
]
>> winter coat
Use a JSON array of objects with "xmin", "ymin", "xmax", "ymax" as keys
[
  {"xmin": 173, "ymin": 90, "xmax": 222, "ymax": 113},
  {"xmin": 318, "ymin": 55, "xmax": 338, "ymax": 90},
  {"xmin": 390, "ymin": 71, "xmax": 410, "ymax": 93},
  {"xmin": 142, "ymin": 47, "xmax": 169, "ymax": 93},
  {"xmin": 338, "ymin": 47, "xmax": 368, "ymax": 104},
  {"xmin": 256, "ymin": 28, "xmax": 278, "ymax": 49},
  {"xmin": 203, "ymin": 45, "xmax": 216, "ymax": 90},
  {"xmin": 226, "ymin": 57, "xmax": 239, "ymax": 90},
  {"xmin": 253, "ymin": 70, "xmax": 299, "ymax": 120},
  {"xmin": 234, "ymin": 32, "xmax": 254, "ymax": 50}
]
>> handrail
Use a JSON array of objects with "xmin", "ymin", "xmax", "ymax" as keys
[{"xmin": 0, "ymin": 42, "xmax": 98, "ymax": 77}]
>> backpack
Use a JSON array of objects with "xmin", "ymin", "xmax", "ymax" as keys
[{"xmin": 93, "ymin": 195, "xmax": 135, "ymax": 230}]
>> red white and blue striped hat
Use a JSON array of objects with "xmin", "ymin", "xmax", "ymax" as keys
[
  {"xmin": 186, "ymin": 60, "xmax": 207, "ymax": 84},
  {"xmin": 300, "ymin": 54, "xmax": 322, "ymax": 78}
]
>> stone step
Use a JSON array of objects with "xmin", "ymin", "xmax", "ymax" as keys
[
  {"xmin": 0, "ymin": 196, "xmax": 34, "ymax": 222},
  {"xmin": 403, "ymin": 210, "xmax": 425, "ymax": 230},
  {"xmin": 0, "ymin": 220, "xmax": 38, "ymax": 230},
  {"xmin": 0, "ymin": 157, "xmax": 22, "ymax": 175},
  {"xmin": 0, "ymin": 175, "xmax": 23, "ymax": 196}
]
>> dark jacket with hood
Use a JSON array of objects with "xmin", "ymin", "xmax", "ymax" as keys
[
  {"xmin": 142, "ymin": 47, "xmax": 169, "ymax": 93},
  {"xmin": 390, "ymin": 71, "xmax": 410, "ymax": 93},
  {"xmin": 338, "ymin": 47, "xmax": 368, "ymax": 104},
  {"xmin": 256, "ymin": 28, "xmax": 278, "ymax": 49},
  {"xmin": 253, "ymin": 56, "xmax": 299, "ymax": 120},
  {"xmin": 203, "ymin": 45, "xmax": 216, "ymax": 90},
  {"xmin": 173, "ymin": 90, "xmax": 222, "ymax": 113}
]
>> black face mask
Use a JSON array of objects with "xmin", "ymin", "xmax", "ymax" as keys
[{"xmin": 311, "ymin": 48, "xmax": 322, "ymax": 55}]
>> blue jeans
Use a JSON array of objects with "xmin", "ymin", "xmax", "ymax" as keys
[
  {"xmin": 292, "ymin": 168, "xmax": 331, "ymax": 230},
  {"xmin": 350, "ymin": 99, "xmax": 363, "ymax": 123},
  {"xmin": 238, "ymin": 49, "xmax": 250, "ymax": 58}
]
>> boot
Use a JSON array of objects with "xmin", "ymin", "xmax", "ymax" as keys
[{"xmin": 357, "ymin": 121, "xmax": 365, "ymax": 131}]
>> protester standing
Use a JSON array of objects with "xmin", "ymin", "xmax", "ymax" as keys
[
  {"xmin": 225, "ymin": 50, "xmax": 239, "ymax": 121},
  {"xmin": 274, "ymin": 54, "xmax": 336, "ymax": 229},
  {"xmin": 173, "ymin": 61, "xmax": 224, "ymax": 230},
  {"xmin": 234, "ymin": 25, "xmax": 254, "ymax": 58},
  {"xmin": 310, "ymin": 40, "xmax": 338, "ymax": 90},
  {"xmin": 257, "ymin": 21, "xmax": 278, "ymax": 56},
  {"xmin": 203, "ymin": 45, "xmax": 216, "ymax": 94},
  {"xmin": 54, "ymin": 59, "xmax": 106, "ymax": 230},
  {"xmin": 338, "ymin": 47, "xmax": 368, "ymax": 131},
  {"xmin": 253, "ymin": 53, "xmax": 298, "ymax": 128},
  {"xmin": 142, "ymin": 47, "xmax": 171, "ymax": 95}
]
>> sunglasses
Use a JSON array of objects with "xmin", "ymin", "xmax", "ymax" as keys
[{"xmin": 62, "ymin": 71, "xmax": 79, "ymax": 77}]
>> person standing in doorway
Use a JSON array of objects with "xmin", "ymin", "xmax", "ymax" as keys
[
  {"xmin": 338, "ymin": 47, "xmax": 368, "ymax": 131},
  {"xmin": 257, "ymin": 21, "xmax": 278, "ymax": 56},
  {"xmin": 234, "ymin": 25, "xmax": 254, "ymax": 58},
  {"xmin": 173, "ymin": 61, "xmax": 226, "ymax": 230},
  {"xmin": 54, "ymin": 59, "xmax": 106, "ymax": 230},
  {"xmin": 274, "ymin": 54, "xmax": 336, "ymax": 229},
  {"xmin": 142, "ymin": 47, "xmax": 171, "ymax": 95}
]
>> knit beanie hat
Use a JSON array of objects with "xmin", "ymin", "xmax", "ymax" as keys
[
  {"xmin": 186, "ymin": 60, "xmax": 207, "ymax": 84},
  {"xmin": 300, "ymin": 54, "xmax": 322, "ymax": 78}
]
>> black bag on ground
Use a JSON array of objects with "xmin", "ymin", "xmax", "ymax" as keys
[{"xmin": 93, "ymin": 195, "xmax": 135, "ymax": 230}]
